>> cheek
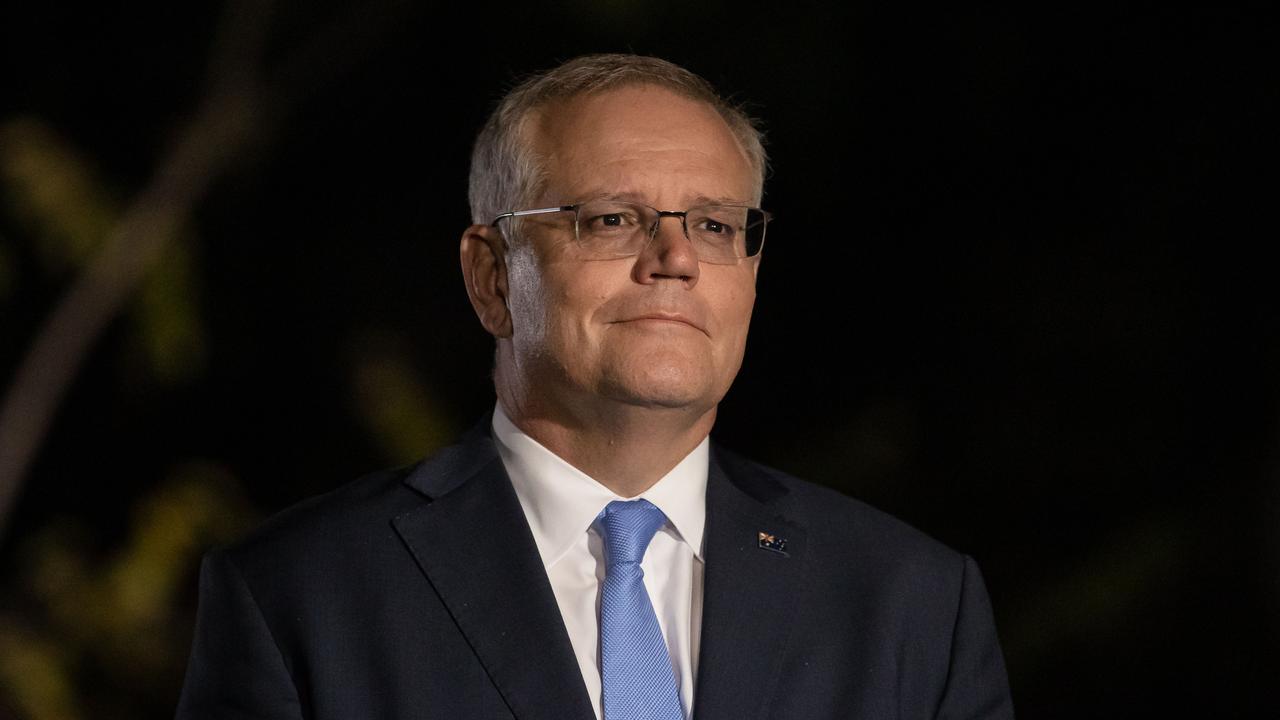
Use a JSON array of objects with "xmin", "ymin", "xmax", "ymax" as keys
[
  {"xmin": 505, "ymin": 249, "xmax": 547, "ymax": 344},
  {"xmin": 536, "ymin": 264, "xmax": 616, "ymax": 360},
  {"xmin": 554, "ymin": 262, "xmax": 617, "ymax": 322},
  {"xmin": 712, "ymin": 275, "xmax": 758, "ymax": 347}
]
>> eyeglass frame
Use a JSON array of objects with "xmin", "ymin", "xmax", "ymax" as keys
[{"xmin": 490, "ymin": 200, "xmax": 772, "ymax": 263}]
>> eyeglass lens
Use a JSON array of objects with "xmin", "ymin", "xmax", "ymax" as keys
[{"xmin": 574, "ymin": 201, "xmax": 765, "ymax": 264}]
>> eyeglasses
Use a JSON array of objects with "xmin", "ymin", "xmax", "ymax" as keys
[{"xmin": 491, "ymin": 199, "xmax": 771, "ymax": 265}]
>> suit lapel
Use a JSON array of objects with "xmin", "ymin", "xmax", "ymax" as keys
[
  {"xmin": 392, "ymin": 427, "xmax": 595, "ymax": 720},
  {"xmin": 693, "ymin": 448, "xmax": 808, "ymax": 720}
]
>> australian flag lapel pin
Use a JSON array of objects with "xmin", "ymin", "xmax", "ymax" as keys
[{"xmin": 757, "ymin": 531, "xmax": 788, "ymax": 556}]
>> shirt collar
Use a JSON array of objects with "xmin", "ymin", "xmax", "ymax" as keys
[{"xmin": 492, "ymin": 402, "xmax": 708, "ymax": 569}]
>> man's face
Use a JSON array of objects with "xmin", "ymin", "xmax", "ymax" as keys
[{"xmin": 502, "ymin": 84, "xmax": 760, "ymax": 420}]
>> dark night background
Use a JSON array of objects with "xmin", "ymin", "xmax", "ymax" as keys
[{"xmin": 0, "ymin": 2, "xmax": 1275, "ymax": 718}]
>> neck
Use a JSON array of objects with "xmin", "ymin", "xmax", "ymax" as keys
[{"xmin": 496, "ymin": 390, "xmax": 715, "ymax": 498}]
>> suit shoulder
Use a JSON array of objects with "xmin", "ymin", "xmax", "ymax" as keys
[
  {"xmin": 220, "ymin": 463, "xmax": 420, "ymax": 567},
  {"xmin": 716, "ymin": 445, "xmax": 965, "ymax": 568},
  {"xmin": 218, "ymin": 420, "xmax": 497, "ymax": 582}
]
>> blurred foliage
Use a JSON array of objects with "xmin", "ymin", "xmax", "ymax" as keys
[
  {"xmin": 0, "ymin": 240, "xmax": 14, "ymax": 305},
  {"xmin": 0, "ymin": 117, "xmax": 206, "ymax": 387},
  {"xmin": 0, "ymin": 116, "xmax": 227, "ymax": 717},
  {"xmin": 0, "ymin": 624, "xmax": 79, "ymax": 720},
  {"xmin": 1000, "ymin": 510, "xmax": 1192, "ymax": 673},
  {"xmin": 351, "ymin": 333, "xmax": 456, "ymax": 466},
  {"xmin": 0, "ymin": 464, "xmax": 255, "ymax": 720},
  {"xmin": 128, "ymin": 237, "xmax": 206, "ymax": 385},
  {"xmin": 0, "ymin": 110, "xmax": 453, "ymax": 717},
  {"xmin": 0, "ymin": 119, "xmax": 118, "ymax": 275}
]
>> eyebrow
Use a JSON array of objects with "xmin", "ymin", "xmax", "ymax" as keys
[{"xmin": 573, "ymin": 189, "xmax": 753, "ymax": 207}]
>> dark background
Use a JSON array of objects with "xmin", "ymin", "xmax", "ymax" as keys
[{"xmin": 1, "ymin": 2, "xmax": 1275, "ymax": 718}]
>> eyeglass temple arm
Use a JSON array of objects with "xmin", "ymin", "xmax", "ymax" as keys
[{"xmin": 490, "ymin": 206, "xmax": 577, "ymax": 227}]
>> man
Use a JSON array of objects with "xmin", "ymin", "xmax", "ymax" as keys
[{"xmin": 177, "ymin": 54, "xmax": 1014, "ymax": 719}]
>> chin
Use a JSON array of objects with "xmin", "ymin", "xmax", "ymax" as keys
[{"xmin": 598, "ymin": 357, "xmax": 720, "ymax": 411}]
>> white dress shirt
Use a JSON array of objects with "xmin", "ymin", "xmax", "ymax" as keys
[{"xmin": 491, "ymin": 404, "xmax": 706, "ymax": 720}]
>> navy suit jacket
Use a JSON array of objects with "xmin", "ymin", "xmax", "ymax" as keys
[{"xmin": 176, "ymin": 420, "xmax": 1014, "ymax": 719}]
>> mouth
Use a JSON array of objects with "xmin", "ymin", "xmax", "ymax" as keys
[{"xmin": 614, "ymin": 313, "xmax": 708, "ymax": 336}]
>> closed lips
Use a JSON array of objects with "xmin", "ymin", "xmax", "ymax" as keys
[{"xmin": 615, "ymin": 314, "xmax": 707, "ymax": 335}]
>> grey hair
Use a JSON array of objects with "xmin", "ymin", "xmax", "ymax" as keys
[{"xmin": 467, "ymin": 53, "xmax": 768, "ymax": 230}]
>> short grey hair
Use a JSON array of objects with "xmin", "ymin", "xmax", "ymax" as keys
[{"xmin": 467, "ymin": 53, "xmax": 768, "ymax": 229}]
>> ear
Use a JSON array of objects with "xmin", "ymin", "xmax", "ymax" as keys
[{"xmin": 460, "ymin": 223, "xmax": 513, "ymax": 338}]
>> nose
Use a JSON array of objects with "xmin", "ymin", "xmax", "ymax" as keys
[{"xmin": 631, "ymin": 213, "xmax": 700, "ymax": 287}]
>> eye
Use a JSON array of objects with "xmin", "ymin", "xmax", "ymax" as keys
[
  {"xmin": 581, "ymin": 203, "xmax": 644, "ymax": 234},
  {"xmin": 700, "ymin": 218, "xmax": 730, "ymax": 235},
  {"xmin": 587, "ymin": 212, "xmax": 637, "ymax": 231},
  {"xmin": 693, "ymin": 210, "xmax": 741, "ymax": 240}
]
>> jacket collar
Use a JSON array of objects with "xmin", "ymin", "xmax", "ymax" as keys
[
  {"xmin": 692, "ymin": 446, "xmax": 807, "ymax": 719},
  {"xmin": 394, "ymin": 416, "xmax": 596, "ymax": 720},
  {"xmin": 394, "ymin": 420, "xmax": 807, "ymax": 720}
]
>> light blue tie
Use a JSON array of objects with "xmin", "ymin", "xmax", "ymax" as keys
[{"xmin": 598, "ymin": 499, "xmax": 685, "ymax": 720}]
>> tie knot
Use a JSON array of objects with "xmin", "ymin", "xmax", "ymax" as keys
[{"xmin": 599, "ymin": 499, "xmax": 667, "ymax": 567}]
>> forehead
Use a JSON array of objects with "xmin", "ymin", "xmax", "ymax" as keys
[{"xmin": 526, "ymin": 84, "xmax": 755, "ymax": 203}]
